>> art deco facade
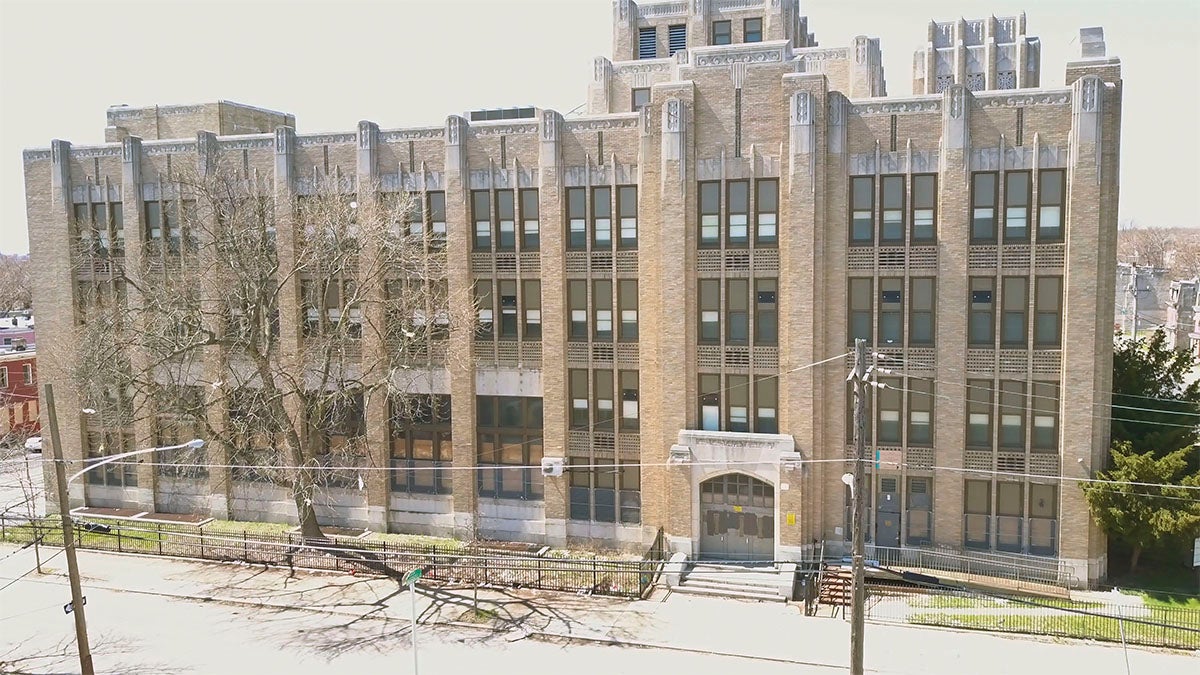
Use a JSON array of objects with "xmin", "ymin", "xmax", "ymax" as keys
[{"xmin": 25, "ymin": 0, "xmax": 1121, "ymax": 585}]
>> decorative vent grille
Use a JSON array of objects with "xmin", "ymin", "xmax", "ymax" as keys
[
  {"xmin": 878, "ymin": 247, "xmax": 906, "ymax": 269},
  {"xmin": 1031, "ymin": 350, "xmax": 1061, "ymax": 375},
  {"xmin": 668, "ymin": 24, "xmax": 687, "ymax": 56},
  {"xmin": 969, "ymin": 246, "xmax": 998, "ymax": 269},
  {"xmin": 615, "ymin": 250, "xmax": 639, "ymax": 275},
  {"xmin": 1029, "ymin": 452, "xmax": 1060, "ymax": 476},
  {"xmin": 907, "ymin": 446, "xmax": 934, "ymax": 469},
  {"xmin": 999, "ymin": 350, "xmax": 1028, "ymax": 373},
  {"xmin": 848, "ymin": 248, "xmax": 874, "ymax": 270},
  {"xmin": 565, "ymin": 251, "xmax": 589, "ymax": 274},
  {"xmin": 997, "ymin": 451, "xmax": 1027, "ymax": 474},
  {"xmin": 638, "ymin": 28, "xmax": 657, "ymax": 59},
  {"xmin": 966, "ymin": 349, "xmax": 996, "ymax": 373},
  {"xmin": 1001, "ymin": 245, "xmax": 1031, "ymax": 269},
  {"xmin": 909, "ymin": 247, "xmax": 938, "ymax": 269},
  {"xmin": 1035, "ymin": 244, "xmax": 1065, "ymax": 269},
  {"xmin": 965, "ymin": 450, "xmax": 993, "ymax": 472}
]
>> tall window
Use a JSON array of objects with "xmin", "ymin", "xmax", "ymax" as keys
[
  {"xmin": 475, "ymin": 280, "xmax": 494, "ymax": 339},
  {"xmin": 477, "ymin": 396, "xmax": 543, "ymax": 500},
  {"xmin": 910, "ymin": 278, "xmax": 935, "ymax": 345},
  {"xmin": 594, "ymin": 280, "xmax": 613, "ymax": 340},
  {"xmin": 971, "ymin": 172, "xmax": 998, "ymax": 242},
  {"xmin": 638, "ymin": 27, "xmax": 657, "ymax": 59},
  {"xmin": 969, "ymin": 278, "xmax": 995, "ymax": 345},
  {"xmin": 879, "ymin": 278, "xmax": 903, "ymax": 345},
  {"xmin": 496, "ymin": 191, "xmax": 515, "ymax": 250},
  {"xmin": 727, "ymin": 181, "xmax": 749, "ymax": 246},
  {"xmin": 594, "ymin": 370, "xmax": 615, "ymax": 431},
  {"xmin": 592, "ymin": 187, "xmax": 612, "ymax": 247},
  {"xmin": 1034, "ymin": 276, "xmax": 1062, "ymax": 346},
  {"xmin": 568, "ymin": 280, "xmax": 587, "ymax": 340},
  {"xmin": 727, "ymin": 279, "xmax": 749, "ymax": 344},
  {"xmin": 699, "ymin": 182, "xmax": 720, "ymax": 246},
  {"xmin": 619, "ymin": 280, "xmax": 639, "ymax": 340},
  {"xmin": 1001, "ymin": 276, "xmax": 1029, "ymax": 346},
  {"xmin": 631, "ymin": 88, "xmax": 651, "ymax": 112},
  {"xmin": 699, "ymin": 279, "xmax": 720, "ymax": 342},
  {"xmin": 620, "ymin": 370, "xmax": 640, "ymax": 431},
  {"xmin": 1031, "ymin": 381, "xmax": 1059, "ymax": 450},
  {"xmin": 849, "ymin": 278, "xmax": 873, "ymax": 345},
  {"xmin": 523, "ymin": 280, "xmax": 541, "ymax": 340},
  {"xmin": 618, "ymin": 186, "xmax": 638, "ymax": 248},
  {"xmin": 997, "ymin": 481, "xmax": 1024, "ymax": 551},
  {"xmin": 744, "ymin": 18, "xmax": 763, "ymax": 42},
  {"xmin": 569, "ymin": 370, "xmax": 589, "ymax": 429},
  {"xmin": 1037, "ymin": 170, "xmax": 1064, "ymax": 241},
  {"xmin": 429, "ymin": 192, "xmax": 447, "ymax": 244},
  {"xmin": 755, "ymin": 279, "xmax": 777, "ymax": 345},
  {"xmin": 700, "ymin": 374, "xmax": 720, "ymax": 431},
  {"xmin": 964, "ymin": 480, "xmax": 992, "ymax": 549},
  {"xmin": 850, "ymin": 177, "xmax": 874, "ymax": 244},
  {"xmin": 667, "ymin": 24, "xmax": 686, "ymax": 55},
  {"xmin": 1004, "ymin": 171, "xmax": 1031, "ymax": 241},
  {"xmin": 908, "ymin": 379, "xmax": 933, "ymax": 445},
  {"xmin": 966, "ymin": 380, "xmax": 993, "ymax": 448},
  {"xmin": 390, "ymin": 395, "xmax": 452, "ymax": 494},
  {"xmin": 881, "ymin": 176, "xmax": 905, "ymax": 243},
  {"xmin": 569, "ymin": 458, "xmax": 640, "ymax": 524},
  {"xmin": 712, "ymin": 20, "xmax": 732, "ymax": 45},
  {"xmin": 999, "ymin": 381, "xmax": 1026, "ymax": 448},
  {"xmin": 86, "ymin": 431, "xmax": 137, "ymax": 487},
  {"xmin": 756, "ymin": 179, "xmax": 778, "ymax": 245},
  {"xmin": 877, "ymin": 377, "xmax": 902, "ymax": 444},
  {"xmin": 755, "ymin": 377, "xmax": 778, "ymax": 433},
  {"xmin": 727, "ymin": 375, "xmax": 749, "ymax": 432},
  {"xmin": 472, "ymin": 190, "xmax": 491, "ymax": 250},
  {"xmin": 911, "ymin": 174, "xmax": 936, "ymax": 242},
  {"xmin": 567, "ymin": 188, "xmax": 587, "ymax": 249},
  {"xmin": 519, "ymin": 189, "xmax": 539, "ymax": 250},
  {"xmin": 498, "ymin": 280, "xmax": 518, "ymax": 339}
]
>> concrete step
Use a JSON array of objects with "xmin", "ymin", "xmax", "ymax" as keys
[
  {"xmin": 673, "ymin": 580, "xmax": 786, "ymax": 603},
  {"xmin": 684, "ymin": 569, "xmax": 781, "ymax": 590}
]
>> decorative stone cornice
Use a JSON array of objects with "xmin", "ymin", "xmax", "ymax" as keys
[
  {"xmin": 23, "ymin": 149, "xmax": 51, "ymax": 161},
  {"xmin": 70, "ymin": 146, "xmax": 124, "ymax": 159},
  {"xmin": 470, "ymin": 122, "xmax": 538, "ymax": 137},
  {"xmin": 380, "ymin": 127, "xmax": 444, "ymax": 142},
  {"xmin": 296, "ymin": 133, "xmax": 356, "ymax": 147},
  {"xmin": 613, "ymin": 60, "xmax": 673, "ymax": 76},
  {"xmin": 564, "ymin": 115, "xmax": 640, "ymax": 132},
  {"xmin": 849, "ymin": 99, "xmax": 941, "ymax": 116},
  {"xmin": 218, "ymin": 136, "xmax": 274, "ymax": 150},
  {"xmin": 974, "ymin": 91, "xmax": 1071, "ymax": 108},
  {"xmin": 694, "ymin": 44, "xmax": 787, "ymax": 67},
  {"xmin": 143, "ymin": 141, "xmax": 197, "ymax": 155}
]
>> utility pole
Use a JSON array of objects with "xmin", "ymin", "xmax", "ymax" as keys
[
  {"xmin": 45, "ymin": 383, "xmax": 94, "ymax": 675},
  {"xmin": 850, "ymin": 338, "xmax": 867, "ymax": 675},
  {"xmin": 1126, "ymin": 263, "xmax": 1140, "ymax": 337}
]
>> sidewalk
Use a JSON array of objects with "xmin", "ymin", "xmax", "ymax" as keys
[{"xmin": 1, "ymin": 543, "xmax": 1195, "ymax": 675}]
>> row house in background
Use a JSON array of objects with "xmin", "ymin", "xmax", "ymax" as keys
[
  {"xmin": 24, "ymin": 1, "xmax": 1121, "ymax": 586},
  {"xmin": 0, "ymin": 350, "xmax": 39, "ymax": 445}
]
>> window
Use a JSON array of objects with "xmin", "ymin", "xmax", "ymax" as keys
[
  {"xmin": 618, "ymin": 186, "xmax": 638, "ymax": 247},
  {"xmin": 592, "ymin": 187, "xmax": 612, "ymax": 247},
  {"xmin": 999, "ymin": 381, "xmax": 1026, "ymax": 448},
  {"xmin": 570, "ymin": 459, "xmax": 640, "ymax": 524},
  {"xmin": 969, "ymin": 278, "xmax": 995, "ymax": 345},
  {"xmin": 498, "ymin": 280, "xmax": 518, "ymax": 339},
  {"xmin": 712, "ymin": 20, "xmax": 731, "ymax": 45},
  {"xmin": 849, "ymin": 278, "xmax": 873, "ymax": 345},
  {"xmin": 1029, "ymin": 482, "xmax": 1057, "ymax": 554},
  {"xmin": 996, "ymin": 482, "xmax": 1024, "ymax": 550},
  {"xmin": 568, "ymin": 280, "xmax": 587, "ymax": 340},
  {"xmin": 727, "ymin": 375, "xmax": 750, "ymax": 432},
  {"xmin": 390, "ymin": 395, "xmax": 452, "ymax": 494},
  {"xmin": 472, "ymin": 190, "xmax": 491, "ymax": 250},
  {"xmin": 631, "ymin": 88, "xmax": 651, "ymax": 112},
  {"xmin": 595, "ymin": 370, "xmax": 615, "ymax": 431},
  {"xmin": 877, "ymin": 377, "xmax": 902, "ymax": 444},
  {"xmin": 406, "ymin": 193, "xmax": 424, "ymax": 237},
  {"xmin": 86, "ymin": 431, "xmax": 137, "ymax": 487},
  {"xmin": 699, "ymin": 182, "xmax": 720, "ymax": 246},
  {"xmin": 144, "ymin": 201, "xmax": 163, "ymax": 241},
  {"xmin": 906, "ymin": 477, "xmax": 933, "ymax": 545},
  {"xmin": 755, "ymin": 279, "xmax": 777, "ymax": 345},
  {"xmin": 638, "ymin": 27, "xmax": 657, "ymax": 59},
  {"xmin": 912, "ymin": 174, "xmax": 936, "ymax": 241},
  {"xmin": 1037, "ymin": 170, "xmax": 1064, "ymax": 241},
  {"xmin": 1031, "ymin": 382, "xmax": 1059, "ymax": 450},
  {"xmin": 619, "ymin": 280, "xmax": 638, "ymax": 340},
  {"xmin": 879, "ymin": 278, "xmax": 903, "ymax": 345},
  {"xmin": 908, "ymin": 379, "xmax": 933, "ymax": 445},
  {"xmin": 570, "ymin": 370, "xmax": 589, "ymax": 429},
  {"xmin": 567, "ymin": 188, "xmax": 587, "ymax": 249},
  {"xmin": 1034, "ymin": 277, "xmax": 1062, "ymax": 346},
  {"xmin": 594, "ymin": 280, "xmax": 613, "ymax": 340},
  {"xmin": 699, "ymin": 280, "xmax": 720, "ymax": 342},
  {"xmin": 429, "ymin": 192, "xmax": 447, "ymax": 243},
  {"xmin": 0, "ymin": 367, "xmax": 6, "ymax": 388},
  {"xmin": 850, "ymin": 177, "xmax": 874, "ymax": 244},
  {"xmin": 727, "ymin": 181, "xmax": 749, "ymax": 246},
  {"xmin": 967, "ymin": 380, "xmax": 993, "ymax": 448},
  {"xmin": 755, "ymin": 377, "xmax": 778, "ymax": 433},
  {"xmin": 22, "ymin": 363, "xmax": 32, "ymax": 385},
  {"xmin": 496, "ymin": 191, "xmax": 516, "ymax": 250},
  {"xmin": 727, "ymin": 279, "xmax": 749, "ymax": 344},
  {"xmin": 971, "ymin": 172, "xmax": 998, "ymax": 242},
  {"xmin": 620, "ymin": 370, "xmax": 640, "ymax": 431},
  {"xmin": 699, "ymin": 374, "xmax": 720, "ymax": 431},
  {"xmin": 881, "ymin": 176, "xmax": 904, "ymax": 242},
  {"xmin": 477, "ymin": 396, "xmax": 543, "ymax": 500},
  {"xmin": 744, "ymin": 17, "xmax": 763, "ymax": 43},
  {"xmin": 964, "ymin": 479, "xmax": 991, "ymax": 548},
  {"xmin": 1001, "ymin": 276, "xmax": 1029, "ymax": 346},
  {"xmin": 668, "ymin": 24, "xmax": 686, "ymax": 55},
  {"xmin": 756, "ymin": 179, "xmax": 778, "ymax": 245},
  {"xmin": 523, "ymin": 280, "xmax": 541, "ymax": 340},
  {"xmin": 910, "ymin": 278, "xmax": 935, "ymax": 346},
  {"xmin": 1004, "ymin": 171, "xmax": 1031, "ymax": 241},
  {"xmin": 519, "ymin": 189, "xmax": 539, "ymax": 250},
  {"xmin": 475, "ymin": 280, "xmax": 494, "ymax": 339}
]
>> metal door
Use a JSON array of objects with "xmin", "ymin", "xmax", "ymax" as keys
[
  {"xmin": 698, "ymin": 474, "xmax": 774, "ymax": 561},
  {"xmin": 875, "ymin": 477, "xmax": 901, "ymax": 549}
]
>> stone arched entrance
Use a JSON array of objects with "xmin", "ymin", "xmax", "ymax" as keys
[{"xmin": 698, "ymin": 473, "xmax": 775, "ymax": 561}]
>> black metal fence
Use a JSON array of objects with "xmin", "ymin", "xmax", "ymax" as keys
[
  {"xmin": 0, "ymin": 516, "xmax": 668, "ymax": 600},
  {"xmin": 865, "ymin": 588, "xmax": 1200, "ymax": 651}
]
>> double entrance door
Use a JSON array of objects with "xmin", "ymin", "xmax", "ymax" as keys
[{"xmin": 698, "ymin": 474, "xmax": 775, "ymax": 562}]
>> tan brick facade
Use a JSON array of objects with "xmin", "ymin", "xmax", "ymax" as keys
[{"xmin": 25, "ymin": 1, "xmax": 1120, "ymax": 585}]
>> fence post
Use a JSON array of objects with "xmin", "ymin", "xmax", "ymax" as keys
[
  {"xmin": 537, "ymin": 556, "xmax": 543, "ymax": 589},
  {"xmin": 243, "ymin": 531, "xmax": 248, "ymax": 559},
  {"xmin": 200, "ymin": 527, "xmax": 206, "ymax": 559},
  {"xmin": 593, "ymin": 556, "xmax": 598, "ymax": 591},
  {"xmin": 157, "ymin": 523, "xmax": 163, "ymax": 555}
]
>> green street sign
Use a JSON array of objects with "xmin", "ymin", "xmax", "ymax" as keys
[{"xmin": 402, "ymin": 568, "xmax": 423, "ymax": 585}]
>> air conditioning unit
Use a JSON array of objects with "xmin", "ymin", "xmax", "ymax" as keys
[{"xmin": 540, "ymin": 457, "xmax": 564, "ymax": 477}]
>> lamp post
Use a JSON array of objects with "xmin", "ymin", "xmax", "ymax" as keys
[{"xmin": 402, "ymin": 568, "xmax": 424, "ymax": 675}]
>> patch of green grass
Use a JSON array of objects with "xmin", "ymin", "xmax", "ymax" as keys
[
  {"xmin": 456, "ymin": 608, "xmax": 502, "ymax": 624},
  {"xmin": 909, "ymin": 608, "xmax": 1200, "ymax": 650}
]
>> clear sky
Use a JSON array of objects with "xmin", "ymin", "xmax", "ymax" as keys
[{"xmin": 2, "ymin": 0, "xmax": 1197, "ymax": 255}]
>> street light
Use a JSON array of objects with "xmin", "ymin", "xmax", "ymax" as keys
[{"xmin": 402, "ymin": 568, "xmax": 424, "ymax": 675}]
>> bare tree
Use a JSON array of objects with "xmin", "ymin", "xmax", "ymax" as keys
[
  {"xmin": 68, "ymin": 163, "xmax": 469, "ymax": 539},
  {"xmin": 0, "ymin": 254, "xmax": 32, "ymax": 312},
  {"xmin": 1117, "ymin": 221, "xmax": 1175, "ymax": 269}
]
